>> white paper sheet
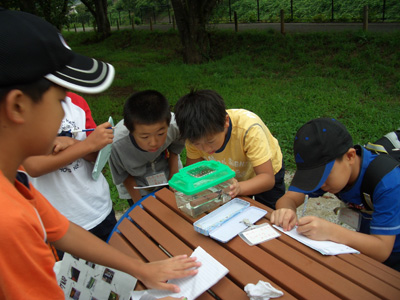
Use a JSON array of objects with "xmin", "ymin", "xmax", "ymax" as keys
[
  {"xmin": 92, "ymin": 116, "xmax": 114, "ymax": 181},
  {"xmin": 56, "ymin": 253, "xmax": 137, "ymax": 300},
  {"xmin": 273, "ymin": 225, "xmax": 360, "ymax": 255},
  {"xmin": 133, "ymin": 246, "xmax": 228, "ymax": 300}
]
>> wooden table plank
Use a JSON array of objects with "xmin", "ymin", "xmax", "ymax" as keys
[
  {"xmin": 108, "ymin": 232, "xmax": 142, "ymax": 259},
  {"xmin": 154, "ymin": 188, "xmax": 400, "ymax": 299},
  {"xmin": 143, "ymin": 195, "xmax": 341, "ymax": 300},
  {"xmin": 127, "ymin": 205, "xmax": 249, "ymax": 300},
  {"xmin": 111, "ymin": 188, "xmax": 400, "ymax": 300},
  {"xmin": 150, "ymin": 193, "xmax": 378, "ymax": 300},
  {"xmin": 339, "ymin": 253, "xmax": 400, "ymax": 287},
  {"xmin": 225, "ymin": 236, "xmax": 341, "ymax": 300},
  {"xmin": 266, "ymin": 220, "xmax": 400, "ymax": 299}
]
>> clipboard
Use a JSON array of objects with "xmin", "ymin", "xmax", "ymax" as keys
[{"xmin": 92, "ymin": 116, "xmax": 114, "ymax": 181}]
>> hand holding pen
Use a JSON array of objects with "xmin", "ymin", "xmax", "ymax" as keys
[
  {"xmin": 53, "ymin": 123, "xmax": 114, "ymax": 154},
  {"xmin": 84, "ymin": 122, "xmax": 114, "ymax": 152}
]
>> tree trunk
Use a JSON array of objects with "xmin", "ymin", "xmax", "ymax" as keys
[
  {"xmin": 170, "ymin": 0, "xmax": 218, "ymax": 64},
  {"xmin": 81, "ymin": 0, "xmax": 111, "ymax": 38}
]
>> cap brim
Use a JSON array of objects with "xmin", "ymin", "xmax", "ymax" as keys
[
  {"xmin": 288, "ymin": 160, "xmax": 335, "ymax": 194},
  {"xmin": 45, "ymin": 53, "xmax": 115, "ymax": 94}
]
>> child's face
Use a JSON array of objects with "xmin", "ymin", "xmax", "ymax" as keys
[
  {"xmin": 191, "ymin": 131, "xmax": 226, "ymax": 155},
  {"xmin": 320, "ymin": 158, "xmax": 352, "ymax": 194},
  {"xmin": 131, "ymin": 121, "xmax": 169, "ymax": 152},
  {"xmin": 29, "ymin": 86, "xmax": 66, "ymax": 155},
  {"xmin": 191, "ymin": 115, "xmax": 230, "ymax": 155}
]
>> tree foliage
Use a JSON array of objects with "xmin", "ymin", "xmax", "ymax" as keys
[
  {"xmin": 0, "ymin": 0, "xmax": 70, "ymax": 29},
  {"xmin": 213, "ymin": 0, "xmax": 400, "ymax": 22}
]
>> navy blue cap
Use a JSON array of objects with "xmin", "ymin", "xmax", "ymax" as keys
[{"xmin": 289, "ymin": 118, "xmax": 353, "ymax": 193}]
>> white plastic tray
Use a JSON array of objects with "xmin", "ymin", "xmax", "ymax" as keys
[
  {"xmin": 193, "ymin": 198, "xmax": 267, "ymax": 243},
  {"xmin": 193, "ymin": 198, "xmax": 249, "ymax": 235}
]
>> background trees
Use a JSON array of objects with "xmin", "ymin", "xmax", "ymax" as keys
[
  {"xmin": 80, "ymin": 0, "xmax": 111, "ymax": 37},
  {"xmin": 0, "ymin": 0, "xmax": 70, "ymax": 30},
  {"xmin": 1, "ymin": 0, "xmax": 399, "ymax": 64},
  {"xmin": 170, "ymin": 0, "xmax": 218, "ymax": 64}
]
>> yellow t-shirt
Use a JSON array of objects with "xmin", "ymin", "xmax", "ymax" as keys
[{"xmin": 186, "ymin": 109, "xmax": 283, "ymax": 181}]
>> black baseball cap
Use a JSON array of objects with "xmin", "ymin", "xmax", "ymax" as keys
[
  {"xmin": 0, "ymin": 8, "xmax": 114, "ymax": 94},
  {"xmin": 288, "ymin": 118, "xmax": 353, "ymax": 194}
]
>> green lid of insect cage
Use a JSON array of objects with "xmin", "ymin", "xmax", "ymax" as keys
[{"xmin": 169, "ymin": 161, "xmax": 235, "ymax": 195}]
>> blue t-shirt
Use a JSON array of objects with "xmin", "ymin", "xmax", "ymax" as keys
[{"xmin": 309, "ymin": 146, "xmax": 400, "ymax": 253}]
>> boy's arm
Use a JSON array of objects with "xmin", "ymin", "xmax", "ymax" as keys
[
  {"xmin": 184, "ymin": 141, "xmax": 204, "ymax": 166},
  {"xmin": 23, "ymin": 123, "xmax": 113, "ymax": 177},
  {"xmin": 270, "ymin": 191, "xmax": 305, "ymax": 231},
  {"xmin": 168, "ymin": 152, "xmax": 180, "ymax": 179},
  {"xmin": 53, "ymin": 222, "xmax": 201, "ymax": 292},
  {"xmin": 229, "ymin": 160, "xmax": 275, "ymax": 198},
  {"xmin": 123, "ymin": 175, "xmax": 143, "ymax": 203},
  {"xmin": 186, "ymin": 157, "xmax": 203, "ymax": 166},
  {"xmin": 297, "ymin": 216, "xmax": 395, "ymax": 262}
]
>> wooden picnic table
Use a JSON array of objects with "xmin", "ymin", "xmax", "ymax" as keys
[{"xmin": 108, "ymin": 188, "xmax": 400, "ymax": 300}]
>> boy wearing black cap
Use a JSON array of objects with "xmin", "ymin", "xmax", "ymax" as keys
[
  {"xmin": 271, "ymin": 118, "xmax": 400, "ymax": 271},
  {"xmin": 0, "ymin": 8, "xmax": 199, "ymax": 299}
]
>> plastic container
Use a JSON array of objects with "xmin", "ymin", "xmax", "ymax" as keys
[{"xmin": 169, "ymin": 161, "xmax": 235, "ymax": 218}]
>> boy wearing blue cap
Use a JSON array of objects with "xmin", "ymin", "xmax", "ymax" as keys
[
  {"xmin": 270, "ymin": 118, "xmax": 400, "ymax": 271},
  {"xmin": 0, "ymin": 8, "xmax": 199, "ymax": 299}
]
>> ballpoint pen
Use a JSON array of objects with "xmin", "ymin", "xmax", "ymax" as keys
[{"xmin": 70, "ymin": 127, "xmax": 115, "ymax": 133}]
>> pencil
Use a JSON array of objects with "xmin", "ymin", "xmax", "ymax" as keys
[{"xmin": 301, "ymin": 194, "xmax": 309, "ymax": 218}]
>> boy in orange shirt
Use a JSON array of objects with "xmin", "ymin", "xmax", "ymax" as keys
[{"xmin": 0, "ymin": 9, "xmax": 199, "ymax": 299}]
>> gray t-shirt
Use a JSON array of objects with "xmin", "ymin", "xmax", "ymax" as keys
[{"xmin": 109, "ymin": 113, "xmax": 184, "ymax": 199}]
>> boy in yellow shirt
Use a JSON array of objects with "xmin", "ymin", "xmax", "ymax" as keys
[{"xmin": 174, "ymin": 89, "xmax": 285, "ymax": 209}]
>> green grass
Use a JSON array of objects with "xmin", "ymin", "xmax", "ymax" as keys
[{"xmin": 62, "ymin": 29, "xmax": 400, "ymax": 210}]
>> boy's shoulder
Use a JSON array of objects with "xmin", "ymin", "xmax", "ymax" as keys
[
  {"xmin": 227, "ymin": 109, "xmax": 263, "ymax": 122},
  {"xmin": 360, "ymin": 146, "xmax": 400, "ymax": 211},
  {"xmin": 227, "ymin": 109, "xmax": 266, "ymax": 132}
]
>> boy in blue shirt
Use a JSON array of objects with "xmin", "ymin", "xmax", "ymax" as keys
[{"xmin": 271, "ymin": 118, "xmax": 400, "ymax": 271}]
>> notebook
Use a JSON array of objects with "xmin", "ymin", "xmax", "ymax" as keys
[
  {"xmin": 131, "ymin": 246, "xmax": 229, "ymax": 300},
  {"xmin": 92, "ymin": 116, "xmax": 114, "ymax": 181},
  {"xmin": 273, "ymin": 225, "xmax": 360, "ymax": 255}
]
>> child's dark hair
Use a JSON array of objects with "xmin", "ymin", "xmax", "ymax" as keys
[
  {"xmin": 174, "ymin": 89, "xmax": 226, "ymax": 142},
  {"xmin": 123, "ymin": 90, "xmax": 171, "ymax": 132},
  {"xmin": 0, "ymin": 78, "xmax": 54, "ymax": 103}
]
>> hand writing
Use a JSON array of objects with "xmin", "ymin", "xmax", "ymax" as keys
[
  {"xmin": 296, "ymin": 216, "xmax": 333, "ymax": 241},
  {"xmin": 85, "ymin": 122, "xmax": 114, "ymax": 152},
  {"xmin": 270, "ymin": 208, "xmax": 298, "ymax": 231}
]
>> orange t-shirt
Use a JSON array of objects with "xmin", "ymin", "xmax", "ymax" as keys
[{"xmin": 0, "ymin": 169, "xmax": 70, "ymax": 299}]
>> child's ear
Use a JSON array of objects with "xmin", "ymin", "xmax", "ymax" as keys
[
  {"xmin": 4, "ymin": 90, "xmax": 28, "ymax": 124},
  {"xmin": 224, "ymin": 114, "xmax": 230, "ymax": 128},
  {"xmin": 345, "ymin": 148, "xmax": 357, "ymax": 163}
]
